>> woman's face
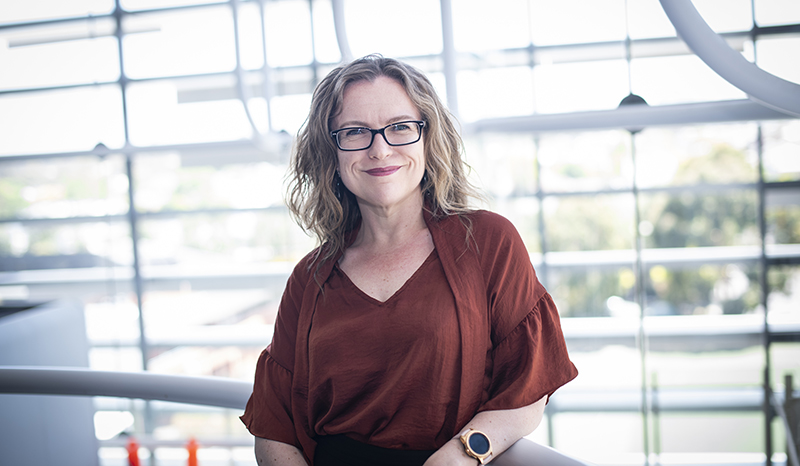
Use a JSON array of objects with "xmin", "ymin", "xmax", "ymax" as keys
[{"xmin": 332, "ymin": 76, "xmax": 426, "ymax": 214}]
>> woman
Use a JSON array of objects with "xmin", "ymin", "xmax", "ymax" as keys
[{"xmin": 241, "ymin": 55, "xmax": 578, "ymax": 466}]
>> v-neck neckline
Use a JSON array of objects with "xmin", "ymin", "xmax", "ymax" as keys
[{"xmin": 334, "ymin": 248, "xmax": 438, "ymax": 306}]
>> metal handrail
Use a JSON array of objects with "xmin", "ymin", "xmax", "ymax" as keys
[
  {"xmin": 0, "ymin": 366, "xmax": 592, "ymax": 466},
  {"xmin": 0, "ymin": 366, "xmax": 250, "ymax": 409},
  {"xmin": 772, "ymin": 392, "xmax": 800, "ymax": 466}
]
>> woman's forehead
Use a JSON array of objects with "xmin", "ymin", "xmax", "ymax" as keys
[{"xmin": 334, "ymin": 76, "xmax": 420, "ymax": 127}]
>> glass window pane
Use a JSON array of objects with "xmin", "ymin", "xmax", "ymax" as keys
[
  {"xmin": 631, "ymin": 55, "xmax": 746, "ymax": 106},
  {"xmin": 530, "ymin": 0, "xmax": 626, "ymax": 46},
  {"xmin": 553, "ymin": 412, "xmax": 644, "ymax": 460},
  {"xmin": 126, "ymin": 80, "xmax": 253, "ymax": 146},
  {"xmin": 544, "ymin": 194, "xmax": 636, "ymax": 251},
  {"xmin": 237, "ymin": 2, "xmax": 265, "ymax": 71},
  {"xmin": 0, "ymin": 221, "xmax": 133, "ymax": 269},
  {"xmin": 0, "ymin": 21, "xmax": 119, "ymax": 90},
  {"xmin": 0, "ymin": 0, "xmax": 114, "ymax": 23},
  {"xmin": 657, "ymin": 413, "xmax": 763, "ymax": 453},
  {"xmin": 122, "ymin": 7, "xmax": 235, "ymax": 78},
  {"xmin": 534, "ymin": 59, "xmax": 630, "ymax": 113},
  {"xmin": 270, "ymin": 93, "xmax": 313, "ymax": 135},
  {"xmin": 0, "ymin": 85, "xmax": 125, "ymax": 156},
  {"xmin": 771, "ymin": 344, "xmax": 800, "ymax": 388},
  {"xmin": 768, "ymin": 266, "xmax": 800, "ymax": 318},
  {"xmin": 762, "ymin": 120, "xmax": 800, "ymax": 182},
  {"xmin": 549, "ymin": 266, "xmax": 636, "ymax": 317},
  {"xmin": 755, "ymin": 0, "xmax": 800, "ymax": 27},
  {"xmin": 458, "ymin": 66, "xmax": 534, "ymax": 121},
  {"xmin": 466, "ymin": 132, "xmax": 539, "ymax": 198},
  {"xmin": 264, "ymin": 0, "xmax": 313, "ymax": 67},
  {"xmin": 0, "ymin": 155, "xmax": 129, "ymax": 219},
  {"xmin": 641, "ymin": 192, "xmax": 759, "ymax": 249},
  {"xmin": 312, "ymin": 0, "xmax": 341, "ymax": 64},
  {"xmin": 635, "ymin": 124, "xmax": 759, "ymax": 188},
  {"xmin": 766, "ymin": 189, "xmax": 800, "ymax": 245},
  {"xmin": 453, "ymin": 0, "xmax": 531, "ymax": 52},
  {"xmin": 85, "ymin": 299, "xmax": 143, "ymax": 370},
  {"xmin": 89, "ymin": 347, "xmax": 143, "ymax": 371},
  {"xmin": 133, "ymin": 152, "xmax": 284, "ymax": 212},
  {"xmin": 141, "ymin": 290, "xmax": 276, "ymax": 362},
  {"xmin": 627, "ymin": 0, "xmax": 677, "ymax": 40},
  {"xmin": 137, "ymin": 211, "xmax": 313, "ymax": 268},
  {"xmin": 645, "ymin": 262, "xmax": 760, "ymax": 315},
  {"xmin": 693, "ymin": 0, "xmax": 753, "ymax": 33},
  {"xmin": 344, "ymin": 0, "xmax": 442, "ymax": 58},
  {"xmin": 539, "ymin": 131, "xmax": 633, "ymax": 192},
  {"xmin": 756, "ymin": 35, "xmax": 800, "ymax": 85}
]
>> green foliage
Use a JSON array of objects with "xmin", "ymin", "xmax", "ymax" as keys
[
  {"xmin": 552, "ymin": 268, "xmax": 633, "ymax": 317},
  {"xmin": 0, "ymin": 178, "xmax": 28, "ymax": 217},
  {"xmin": 648, "ymin": 191, "xmax": 758, "ymax": 248},
  {"xmin": 643, "ymin": 144, "xmax": 760, "ymax": 315},
  {"xmin": 549, "ymin": 142, "xmax": 770, "ymax": 317},
  {"xmin": 670, "ymin": 143, "xmax": 757, "ymax": 185},
  {"xmin": 767, "ymin": 206, "xmax": 800, "ymax": 244},
  {"xmin": 545, "ymin": 197, "xmax": 633, "ymax": 252}
]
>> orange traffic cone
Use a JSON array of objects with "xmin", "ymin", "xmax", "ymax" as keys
[
  {"xmin": 126, "ymin": 437, "xmax": 140, "ymax": 466},
  {"xmin": 186, "ymin": 437, "xmax": 199, "ymax": 466}
]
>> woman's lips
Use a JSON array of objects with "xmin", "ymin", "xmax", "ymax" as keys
[{"xmin": 365, "ymin": 166, "xmax": 401, "ymax": 176}]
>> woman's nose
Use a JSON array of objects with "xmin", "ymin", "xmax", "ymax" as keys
[{"xmin": 367, "ymin": 133, "xmax": 392, "ymax": 159}]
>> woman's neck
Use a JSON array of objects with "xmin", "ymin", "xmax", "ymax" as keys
[{"xmin": 353, "ymin": 192, "xmax": 427, "ymax": 251}]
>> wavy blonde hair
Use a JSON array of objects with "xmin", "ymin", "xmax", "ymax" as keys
[{"xmin": 286, "ymin": 55, "xmax": 481, "ymax": 263}]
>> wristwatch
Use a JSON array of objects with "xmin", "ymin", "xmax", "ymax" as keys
[{"xmin": 459, "ymin": 428, "xmax": 493, "ymax": 464}]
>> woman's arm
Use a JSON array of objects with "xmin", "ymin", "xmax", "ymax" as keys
[
  {"xmin": 423, "ymin": 395, "xmax": 548, "ymax": 466},
  {"xmin": 254, "ymin": 437, "xmax": 308, "ymax": 466}
]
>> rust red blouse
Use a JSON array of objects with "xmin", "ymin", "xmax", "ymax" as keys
[{"xmin": 241, "ymin": 210, "xmax": 578, "ymax": 465}]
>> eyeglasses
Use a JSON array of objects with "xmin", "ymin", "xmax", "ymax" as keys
[{"xmin": 330, "ymin": 120, "xmax": 425, "ymax": 151}]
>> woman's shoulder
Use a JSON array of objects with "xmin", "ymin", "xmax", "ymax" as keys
[
  {"xmin": 457, "ymin": 209, "xmax": 521, "ymax": 241},
  {"xmin": 287, "ymin": 246, "xmax": 325, "ymax": 282},
  {"xmin": 432, "ymin": 209, "xmax": 525, "ymax": 260}
]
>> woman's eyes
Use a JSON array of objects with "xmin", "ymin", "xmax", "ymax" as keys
[
  {"xmin": 388, "ymin": 123, "xmax": 411, "ymax": 132},
  {"xmin": 344, "ymin": 128, "xmax": 368, "ymax": 137},
  {"xmin": 341, "ymin": 123, "xmax": 412, "ymax": 137}
]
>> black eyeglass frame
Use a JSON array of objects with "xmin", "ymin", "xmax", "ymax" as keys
[{"xmin": 330, "ymin": 120, "xmax": 426, "ymax": 151}]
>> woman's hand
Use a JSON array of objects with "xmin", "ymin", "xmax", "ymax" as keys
[{"xmin": 422, "ymin": 438, "xmax": 478, "ymax": 465}]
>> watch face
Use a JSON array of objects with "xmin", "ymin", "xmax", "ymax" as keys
[{"xmin": 468, "ymin": 432, "xmax": 491, "ymax": 455}]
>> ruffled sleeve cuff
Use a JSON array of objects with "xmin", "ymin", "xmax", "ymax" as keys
[
  {"xmin": 240, "ymin": 347, "xmax": 299, "ymax": 447},
  {"xmin": 480, "ymin": 293, "xmax": 578, "ymax": 412}
]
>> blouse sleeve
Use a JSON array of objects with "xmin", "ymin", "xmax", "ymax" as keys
[
  {"xmin": 480, "ymin": 292, "xmax": 578, "ymax": 411},
  {"xmin": 240, "ymin": 253, "xmax": 315, "ymax": 446},
  {"xmin": 240, "ymin": 347, "xmax": 298, "ymax": 445},
  {"xmin": 473, "ymin": 211, "xmax": 578, "ymax": 411}
]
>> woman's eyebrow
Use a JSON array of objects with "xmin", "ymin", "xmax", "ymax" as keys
[{"xmin": 336, "ymin": 115, "xmax": 418, "ymax": 129}]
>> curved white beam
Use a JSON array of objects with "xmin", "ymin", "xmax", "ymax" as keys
[
  {"xmin": 464, "ymin": 99, "xmax": 790, "ymax": 134},
  {"xmin": 659, "ymin": 0, "xmax": 800, "ymax": 117},
  {"xmin": 331, "ymin": 0, "xmax": 353, "ymax": 62}
]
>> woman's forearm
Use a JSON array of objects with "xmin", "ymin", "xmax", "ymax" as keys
[
  {"xmin": 254, "ymin": 437, "xmax": 308, "ymax": 466},
  {"xmin": 424, "ymin": 395, "xmax": 548, "ymax": 465}
]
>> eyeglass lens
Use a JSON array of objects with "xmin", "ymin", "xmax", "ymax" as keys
[{"xmin": 336, "ymin": 121, "xmax": 422, "ymax": 150}]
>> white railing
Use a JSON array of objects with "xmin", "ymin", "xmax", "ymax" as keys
[{"xmin": 0, "ymin": 366, "xmax": 592, "ymax": 466}]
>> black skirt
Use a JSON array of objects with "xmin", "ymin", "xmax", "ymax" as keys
[{"xmin": 314, "ymin": 435, "xmax": 436, "ymax": 466}]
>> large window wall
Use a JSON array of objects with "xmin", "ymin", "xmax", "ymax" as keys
[{"xmin": 1, "ymin": 1, "xmax": 798, "ymax": 465}]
